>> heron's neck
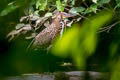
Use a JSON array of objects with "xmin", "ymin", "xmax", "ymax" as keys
[{"xmin": 51, "ymin": 15, "xmax": 63, "ymax": 29}]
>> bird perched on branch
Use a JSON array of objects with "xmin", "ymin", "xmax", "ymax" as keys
[{"xmin": 31, "ymin": 11, "xmax": 76, "ymax": 50}]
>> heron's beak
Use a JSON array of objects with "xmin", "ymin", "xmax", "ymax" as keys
[
  {"xmin": 62, "ymin": 12, "xmax": 76, "ymax": 19},
  {"xmin": 65, "ymin": 14, "xmax": 76, "ymax": 18}
]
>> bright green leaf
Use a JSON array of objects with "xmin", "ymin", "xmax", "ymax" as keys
[
  {"xmin": 36, "ymin": 0, "xmax": 47, "ymax": 11},
  {"xmin": 84, "ymin": 4, "xmax": 97, "ymax": 14},
  {"xmin": 56, "ymin": 0, "xmax": 64, "ymax": 11}
]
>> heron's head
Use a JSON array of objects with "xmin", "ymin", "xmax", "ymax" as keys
[
  {"xmin": 60, "ymin": 12, "xmax": 76, "ymax": 19},
  {"xmin": 54, "ymin": 11, "xmax": 76, "ymax": 20}
]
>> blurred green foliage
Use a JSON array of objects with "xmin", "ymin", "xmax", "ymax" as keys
[
  {"xmin": 0, "ymin": 0, "xmax": 29, "ymax": 16},
  {"xmin": 51, "ymin": 10, "xmax": 113, "ymax": 69},
  {"xmin": 111, "ymin": 58, "xmax": 120, "ymax": 80}
]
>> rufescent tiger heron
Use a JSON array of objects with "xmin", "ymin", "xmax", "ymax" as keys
[{"xmin": 31, "ymin": 11, "xmax": 76, "ymax": 50}]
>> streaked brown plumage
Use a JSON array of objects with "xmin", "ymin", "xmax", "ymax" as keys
[
  {"xmin": 32, "ymin": 11, "xmax": 63, "ymax": 49},
  {"xmin": 32, "ymin": 11, "xmax": 76, "ymax": 50}
]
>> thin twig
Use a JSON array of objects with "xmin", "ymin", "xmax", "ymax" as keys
[
  {"xmin": 107, "ymin": 21, "xmax": 120, "ymax": 33},
  {"xmin": 83, "ymin": 1, "xmax": 88, "ymax": 8},
  {"xmin": 99, "ymin": 21, "xmax": 120, "ymax": 33}
]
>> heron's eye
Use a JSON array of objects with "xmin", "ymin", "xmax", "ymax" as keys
[{"xmin": 62, "ymin": 15, "xmax": 66, "ymax": 19}]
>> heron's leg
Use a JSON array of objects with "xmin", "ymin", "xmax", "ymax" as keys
[
  {"xmin": 46, "ymin": 45, "xmax": 52, "ymax": 53},
  {"xmin": 60, "ymin": 21, "xmax": 66, "ymax": 38}
]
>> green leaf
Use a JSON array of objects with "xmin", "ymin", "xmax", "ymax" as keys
[
  {"xmin": 115, "ymin": 0, "xmax": 120, "ymax": 8},
  {"xmin": 62, "ymin": 0, "xmax": 68, "ymax": 6},
  {"xmin": 36, "ymin": 0, "xmax": 47, "ymax": 11},
  {"xmin": 34, "ymin": 10, "xmax": 40, "ymax": 16},
  {"xmin": 92, "ymin": 0, "xmax": 97, "ymax": 3},
  {"xmin": 84, "ymin": 8, "xmax": 92, "ymax": 14},
  {"xmin": 56, "ymin": 0, "xmax": 64, "ymax": 11},
  {"xmin": 98, "ymin": 0, "xmax": 111, "ymax": 4},
  {"xmin": 71, "ymin": 0, "xmax": 76, "ymax": 6},
  {"xmin": 45, "ymin": 12, "xmax": 52, "ymax": 17},
  {"xmin": 63, "ymin": 0, "xmax": 68, "ymax": 4},
  {"xmin": 69, "ymin": 7, "xmax": 86, "ymax": 14},
  {"xmin": 90, "ymin": 4, "xmax": 98, "ymax": 13},
  {"xmin": 84, "ymin": 4, "xmax": 97, "ymax": 14}
]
